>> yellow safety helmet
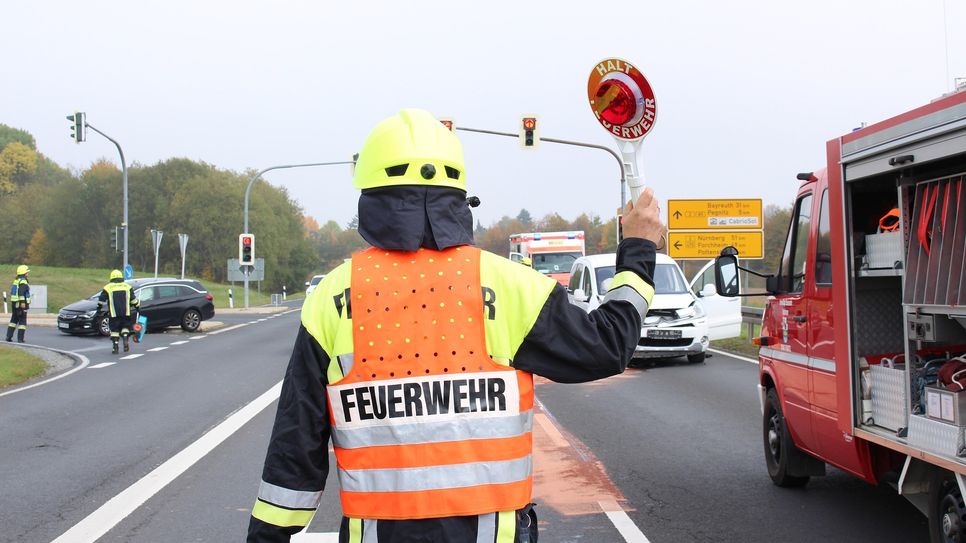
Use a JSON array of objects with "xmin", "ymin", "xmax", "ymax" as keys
[
  {"xmin": 110, "ymin": 269, "xmax": 123, "ymax": 280},
  {"xmin": 353, "ymin": 109, "xmax": 466, "ymax": 192},
  {"xmin": 16, "ymin": 265, "xmax": 29, "ymax": 275}
]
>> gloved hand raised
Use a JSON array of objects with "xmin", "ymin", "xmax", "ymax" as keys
[{"xmin": 622, "ymin": 187, "xmax": 665, "ymax": 245}]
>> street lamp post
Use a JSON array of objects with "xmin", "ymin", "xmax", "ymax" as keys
[
  {"xmin": 242, "ymin": 161, "xmax": 355, "ymax": 308},
  {"xmin": 82, "ymin": 122, "xmax": 130, "ymax": 271}
]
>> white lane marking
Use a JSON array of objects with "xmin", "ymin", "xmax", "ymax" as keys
[
  {"xmin": 88, "ymin": 362, "xmax": 116, "ymax": 369},
  {"xmin": 207, "ymin": 323, "xmax": 250, "ymax": 336},
  {"xmin": 147, "ymin": 347, "xmax": 168, "ymax": 352},
  {"xmin": 169, "ymin": 341, "xmax": 189, "ymax": 346},
  {"xmin": 189, "ymin": 335, "xmax": 206, "ymax": 340},
  {"xmin": 708, "ymin": 348, "xmax": 759, "ymax": 365},
  {"xmin": 0, "ymin": 350, "xmax": 90, "ymax": 398},
  {"xmin": 247, "ymin": 320, "xmax": 259, "ymax": 324},
  {"xmin": 120, "ymin": 354, "xmax": 143, "ymax": 360},
  {"xmin": 257, "ymin": 318, "xmax": 267, "ymax": 322},
  {"xmin": 292, "ymin": 534, "xmax": 339, "ymax": 542},
  {"xmin": 599, "ymin": 501, "xmax": 652, "ymax": 543},
  {"xmin": 71, "ymin": 345, "xmax": 108, "ymax": 353},
  {"xmin": 51, "ymin": 381, "xmax": 283, "ymax": 543}
]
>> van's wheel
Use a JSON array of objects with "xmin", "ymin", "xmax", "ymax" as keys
[
  {"xmin": 181, "ymin": 309, "xmax": 201, "ymax": 332},
  {"xmin": 687, "ymin": 352, "xmax": 706, "ymax": 364},
  {"xmin": 930, "ymin": 468, "xmax": 966, "ymax": 543},
  {"xmin": 764, "ymin": 388, "xmax": 810, "ymax": 487}
]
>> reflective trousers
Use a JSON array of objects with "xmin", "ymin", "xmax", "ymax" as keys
[{"xmin": 6, "ymin": 307, "xmax": 26, "ymax": 342}]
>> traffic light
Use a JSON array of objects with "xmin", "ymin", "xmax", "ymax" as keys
[
  {"xmin": 239, "ymin": 233, "xmax": 255, "ymax": 266},
  {"xmin": 617, "ymin": 214, "xmax": 624, "ymax": 241},
  {"xmin": 110, "ymin": 226, "xmax": 118, "ymax": 252},
  {"xmin": 67, "ymin": 112, "xmax": 86, "ymax": 143},
  {"xmin": 439, "ymin": 118, "xmax": 455, "ymax": 131},
  {"xmin": 519, "ymin": 116, "xmax": 539, "ymax": 149}
]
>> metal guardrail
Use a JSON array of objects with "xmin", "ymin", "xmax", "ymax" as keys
[{"xmin": 741, "ymin": 306, "xmax": 764, "ymax": 340}]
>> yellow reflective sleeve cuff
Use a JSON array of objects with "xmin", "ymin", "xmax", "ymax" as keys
[
  {"xmin": 251, "ymin": 499, "xmax": 315, "ymax": 527},
  {"xmin": 605, "ymin": 271, "xmax": 655, "ymax": 319},
  {"xmin": 479, "ymin": 250, "xmax": 557, "ymax": 363}
]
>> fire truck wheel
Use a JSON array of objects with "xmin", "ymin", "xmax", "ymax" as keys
[
  {"xmin": 929, "ymin": 468, "xmax": 965, "ymax": 543},
  {"xmin": 763, "ymin": 388, "xmax": 809, "ymax": 487}
]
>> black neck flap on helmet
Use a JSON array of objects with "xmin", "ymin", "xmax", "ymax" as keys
[{"xmin": 358, "ymin": 186, "xmax": 474, "ymax": 252}]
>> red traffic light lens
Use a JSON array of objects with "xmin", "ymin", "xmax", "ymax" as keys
[
  {"xmin": 242, "ymin": 237, "xmax": 252, "ymax": 245},
  {"xmin": 522, "ymin": 118, "xmax": 536, "ymax": 130},
  {"xmin": 595, "ymin": 80, "xmax": 637, "ymax": 126}
]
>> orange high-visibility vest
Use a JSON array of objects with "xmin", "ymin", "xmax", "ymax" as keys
[{"xmin": 328, "ymin": 246, "xmax": 534, "ymax": 520}]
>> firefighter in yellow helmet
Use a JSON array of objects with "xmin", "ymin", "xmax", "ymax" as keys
[
  {"xmin": 97, "ymin": 269, "xmax": 140, "ymax": 354},
  {"xmin": 6, "ymin": 264, "xmax": 31, "ymax": 343},
  {"xmin": 248, "ymin": 109, "xmax": 664, "ymax": 542}
]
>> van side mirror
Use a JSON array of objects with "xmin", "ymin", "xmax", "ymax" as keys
[
  {"xmin": 700, "ymin": 283, "xmax": 717, "ymax": 298},
  {"xmin": 573, "ymin": 288, "xmax": 589, "ymax": 302},
  {"xmin": 714, "ymin": 255, "xmax": 741, "ymax": 297}
]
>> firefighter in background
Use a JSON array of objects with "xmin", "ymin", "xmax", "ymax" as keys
[
  {"xmin": 248, "ymin": 109, "xmax": 664, "ymax": 542},
  {"xmin": 98, "ymin": 269, "xmax": 139, "ymax": 354},
  {"xmin": 6, "ymin": 265, "xmax": 31, "ymax": 343}
]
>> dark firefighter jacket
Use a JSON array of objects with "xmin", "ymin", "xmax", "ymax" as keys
[
  {"xmin": 248, "ymin": 237, "xmax": 656, "ymax": 543},
  {"xmin": 249, "ymin": 185, "xmax": 657, "ymax": 542},
  {"xmin": 98, "ymin": 279, "xmax": 139, "ymax": 318}
]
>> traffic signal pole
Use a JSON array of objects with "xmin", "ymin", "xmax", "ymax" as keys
[
  {"xmin": 243, "ymin": 161, "xmax": 355, "ymax": 309},
  {"xmin": 454, "ymin": 126, "xmax": 628, "ymax": 232},
  {"xmin": 85, "ymin": 123, "xmax": 129, "ymax": 271}
]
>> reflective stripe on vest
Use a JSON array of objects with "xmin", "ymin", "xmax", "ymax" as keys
[
  {"xmin": 330, "ymin": 246, "xmax": 534, "ymax": 520},
  {"xmin": 10, "ymin": 279, "xmax": 27, "ymax": 303},
  {"xmin": 103, "ymin": 282, "xmax": 134, "ymax": 317}
]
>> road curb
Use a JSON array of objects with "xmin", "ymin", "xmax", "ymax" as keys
[{"xmin": 0, "ymin": 343, "xmax": 90, "ymax": 398}]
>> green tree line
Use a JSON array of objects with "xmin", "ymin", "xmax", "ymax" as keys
[
  {"xmin": 0, "ymin": 124, "xmax": 316, "ymax": 289},
  {"xmin": 0, "ymin": 122, "xmax": 794, "ymax": 288}
]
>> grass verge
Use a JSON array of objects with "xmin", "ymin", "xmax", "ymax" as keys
[
  {"xmin": 0, "ymin": 345, "xmax": 46, "ymax": 387},
  {"xmin": 0, "ymin": 264, "xmax": 280, "ymax": 312},
  {"xmin": 710, "ymin": 323, "xmax": 761, "ymax": 360}
]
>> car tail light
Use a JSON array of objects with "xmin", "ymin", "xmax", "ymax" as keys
[{"xmin": 206, "ymin": 294, "xmax": 213, "ymax": 301}]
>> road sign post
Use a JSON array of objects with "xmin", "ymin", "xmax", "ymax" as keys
[
  {"xmin": 151, "ymin": 229, "xmax": 163, "ymax": 278},
  {"xmin": 178, "ymin": 233, "xmax": 189, "ymax": 279}
]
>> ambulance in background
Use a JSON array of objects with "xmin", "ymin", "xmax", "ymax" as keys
[
  {"xmin": 509, "ymin": 231, "xmax": 585, "ymax": 285},
  {"xmin": 714, "ymin": 87, "xmax": 966, "ymax": 541}
]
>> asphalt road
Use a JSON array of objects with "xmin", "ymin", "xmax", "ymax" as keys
[{"xmin": 1, "ymin": 310, "xmax": 930, "ymax": 542}]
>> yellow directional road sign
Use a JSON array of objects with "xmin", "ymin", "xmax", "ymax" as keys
[
  {"xmin": 668, "ymin": 199, "xmax": 762, "ymax": 230},
  {"xmin": 668, "ymin": 231, "xmax": 763, "ymax": 260}
]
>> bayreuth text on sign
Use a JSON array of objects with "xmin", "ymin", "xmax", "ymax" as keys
[
  {"xmin": 667, "ymin": 199, "xmax": 763, "ymax": 230},
  {"xmin": 668, "ymin": 231, "xmax": 764, "ymax": 260}
]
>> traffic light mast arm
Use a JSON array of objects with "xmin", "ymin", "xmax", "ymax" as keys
[
  {"xmin": 454, "ymin": 125, "xmax": 629, "ymax": 217},
  {"xmin": 243, "ymin": 161, "xmax": 355, "ymax": 234}
]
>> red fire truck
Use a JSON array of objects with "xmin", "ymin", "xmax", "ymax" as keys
[{"xmin": 715, "ymin": 87, "xmax": 966, "ymax": 542}]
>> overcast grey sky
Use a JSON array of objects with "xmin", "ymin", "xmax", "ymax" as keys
[{"xmin": 4, "ymin": 1, "xmax": 964, "ymax": 229}]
